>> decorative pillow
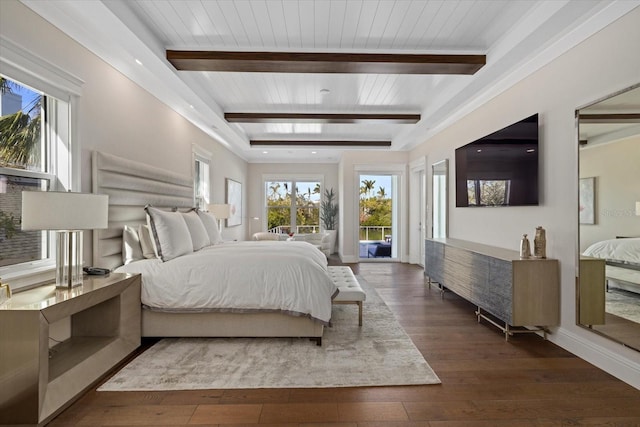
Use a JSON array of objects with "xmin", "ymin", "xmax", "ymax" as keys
[
  {"xmin": 138, "ymin": 224, "xmax": 157, "ymax": 259},
  {"xmin": 196, "ymin": 209, "xmax": 224, "ymax": 245},
  {"xmin": 145, "ymin": 206, "xmax": 193, "ymax": 262},
  {"xmin": 122, "ymin": 225, "xmax": 143, "ymax": 265},
  {"xmin": 181, "ymin": 210, "xmax": 210, "ymax": 250}
]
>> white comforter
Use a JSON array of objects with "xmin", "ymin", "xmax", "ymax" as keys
[
  {"xmin": 115, "ymin": 241, "xmax": 337, "ymax": 324},
  {"xmin": 583, "ymin": 237, "xmax": 640, "ymax": 265}
]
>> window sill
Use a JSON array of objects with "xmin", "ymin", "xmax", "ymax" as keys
[{"xmin": 1, "ymin": 263, "xmax": 56, "ymax": 292}]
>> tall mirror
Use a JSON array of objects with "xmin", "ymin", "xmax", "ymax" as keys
[
  {"xmin": 577, "ymin": 83, "xmax": 640, "ymax": 351},
  {"xmin": 432, "ymin": 159, "xmax": 448, "ymax": 238}
]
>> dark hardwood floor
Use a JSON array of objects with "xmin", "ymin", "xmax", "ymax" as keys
[{"xmin": 49, "ymin": 261, "xmax": 640, "ymax": 426}]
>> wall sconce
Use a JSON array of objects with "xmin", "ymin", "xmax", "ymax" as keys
[{"xmin": 21, "ymin": 191, "xmax": 109, "ymax": 288}]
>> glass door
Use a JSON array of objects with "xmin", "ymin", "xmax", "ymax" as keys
[{"xmin": 358, "ymin": 174, "xmax": 398, "ymax": 260}]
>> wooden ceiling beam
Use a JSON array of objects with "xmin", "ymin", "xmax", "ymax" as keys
[
  {"xmin": 167, "ymin": 51, "xmax": 485, "ymax": 74},
  {"xmin": 225, "ymin": 112, "xmax": 420, "ymax": 124},
  {"xmin": 250, "ymin": 140, "xmax": 391, "ymax": 147},
  {"xmin": 579, "ymin": 113, "xmax": 640, "ymax": 123}
]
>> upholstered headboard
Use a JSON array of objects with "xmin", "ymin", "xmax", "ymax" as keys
[{"xmin": 92, "ymin": 151, "xmax": 194, "ymax": 270}]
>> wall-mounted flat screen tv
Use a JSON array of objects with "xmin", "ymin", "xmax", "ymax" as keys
[{"xmin": 455, "ymin": 114, "xmax": 538, "ymax": 207}]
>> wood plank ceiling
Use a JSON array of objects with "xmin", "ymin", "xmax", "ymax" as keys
[{"xmin": 123, "ymin": 0, "xmax": 531, "ymax": 159}]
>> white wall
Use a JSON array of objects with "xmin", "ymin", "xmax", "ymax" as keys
[
  {"xmin": 247, "ymin": 162, "xmax": 339, "ymax": 240},
  {"xmin": 580, "ymin": 136, "xmax": 640, "ymax": 251},
  {"xmin": 0, "ymin": 0, "xmax": 249, "ymax": 247},
  {"xmin": 410, "ymin": 7, "xmax": 640, "ymax": 388}
]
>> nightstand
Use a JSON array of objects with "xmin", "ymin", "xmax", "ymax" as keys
[{"xmin": 0, "ymin": 273, "xmax": 141, "ymax": 426}]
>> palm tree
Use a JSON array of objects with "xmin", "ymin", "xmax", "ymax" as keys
[
  {"xmin": 0, "ymin": 77, "xmax": 42, "ymax": 168},
  {"xmin": 361, "ymin": 179, "xmax": 375, "ymax": 198},
  {"xmin": 268, "ymin": 182, "xmax": 281, "ymax": 200},
  {"xmin": 377, "ymin": 186, "xmax": 387, "ymax": 199}
]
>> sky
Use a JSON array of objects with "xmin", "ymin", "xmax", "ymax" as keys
[
  {"xmin": 359, "ymin": 174, "xmax": 392, "ymax": 198},
  {"xmin": 2, "ymin": 77, "xmax": 41, "ymax": 114}
]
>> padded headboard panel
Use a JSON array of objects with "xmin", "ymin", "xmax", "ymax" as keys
[{"xmin": 92, "ymin": 151, "xmax": 194, "ymax": 270}]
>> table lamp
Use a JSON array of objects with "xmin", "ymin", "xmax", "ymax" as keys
[
  {"xmin": 21, "ymin": 191, "xmax": 109, "ymax": 288},
  {"xmin": 207, "ymin": 203, "xmax": 231, "ymax": 233}
]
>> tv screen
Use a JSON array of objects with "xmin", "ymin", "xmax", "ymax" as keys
[{"xmin": 455, "ymin": 114, "xmax": 538, "ymax": 207}]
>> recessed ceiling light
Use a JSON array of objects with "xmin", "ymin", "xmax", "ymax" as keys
[
  {"xmin": 320, "ymin": 88, "xmax": 330, "ymax": 94},
  {"xmin": 526, "ymin": 148, "xmax": 535, "ymax": 153},
  {"xmin": 262, "ymin": 151, "xmax": 268, "ymax": 154},
  {"xmin": 135, "ymin": 59, "xmax": 143, "ymax": 66},
  {"xmin": 189, "ymin": 105, "xmax": 194, "ymax": 109},
  {"xmin": 311, "ymin": 151, "xmax": 317, "ymax": 154},
  {"xmin": 476, "ymin": 149, "xmax": 482, "ymax": 153}
]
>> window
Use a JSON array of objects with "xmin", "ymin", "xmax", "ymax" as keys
[
  {"xmin": 265, "ymin": 179, "xmax": 321, "ymax": 234},
  {"xmin": 0, "ymin": 75, "xmax": 73, "ymax": 289},
  {"xmin": 194, "ymin": 153, "xmax": 210, "ymax": 209}
]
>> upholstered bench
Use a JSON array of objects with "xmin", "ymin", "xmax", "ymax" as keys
[{"xmin": 328, "ymin": 266, "xmax": 366, "ymax": 326}]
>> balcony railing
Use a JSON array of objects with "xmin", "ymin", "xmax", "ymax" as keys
[
  {"xmin": 268, "ymin": 225, "xmax": 321, "ymax": 234},
  {"xmin": 267, "ymin": 224, "xmax": 391, "ymax": 242},
  {"xmin": 359, "ymin": 226, "xmax": 391, "ymax": 242}
]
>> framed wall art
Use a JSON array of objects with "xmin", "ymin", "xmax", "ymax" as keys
[{"xmin": 226, "ymin": 178, "xmax": 242, "ymax": 227}]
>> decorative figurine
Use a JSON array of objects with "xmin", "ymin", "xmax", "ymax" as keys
[
  {"xmin": 520, "ymin": 234, "xmax": 531, "ymax": 258},
  {"xmin": 534, "ymin": 226, "xmax": 546, "ymax": 259}
]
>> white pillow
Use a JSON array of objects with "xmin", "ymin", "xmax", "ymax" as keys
[
  {"xmin": 122, "ymin": 225, "xmax": 143, "ymax": 265},
  {"xmin": 197, "ymin": 209, "xmax": 224, "ymax": 245},
  {"xmin": 145, "ymin": 206, "xmax": 193, "ymax": 262},
  {"xmin": 181, "ymin": 210, "xmax": 210, "ymax": 250},
  {"xmin": 138, "ymin": 224, "xmax": 157, "ymax": 259}
]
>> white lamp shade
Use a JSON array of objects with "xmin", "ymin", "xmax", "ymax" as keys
[
  {"xmin": 22, "ymin": 191, "xmax": 109, "ymax": 230},
  {"xmin": 207, "ymin": 203, "xmax": 231, "ymax": 220}
]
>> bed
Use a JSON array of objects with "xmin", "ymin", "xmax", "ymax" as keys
[
  {"xmin": 91, "ymin": 151, "xmax": 336, "ymax": 343},
  {"xmin": 582, "ymin": 237, "xmax": 640, "ymax": 294}
]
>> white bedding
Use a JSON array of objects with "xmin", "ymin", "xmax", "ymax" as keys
[
  {"xmin": 583, "ymin": 237, "xmax": 640, "ymax": 265},
  {"xmin": 115, "ymin": 241, "xmax": 337, "ymax": 325}
]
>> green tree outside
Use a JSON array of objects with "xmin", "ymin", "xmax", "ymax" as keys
[{"xmin": 359, "ymin": 178, "xmax": 392, "ymax": 241}]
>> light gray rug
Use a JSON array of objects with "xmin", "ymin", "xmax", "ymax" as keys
[
  {"xmin": 606, "ymin": 289, "xmax": 640, "ymax": 324},
  {"xmin": 98, "ymin": 277, "xmax": 440, "ymax": 390}
]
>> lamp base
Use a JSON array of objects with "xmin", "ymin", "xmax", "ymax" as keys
[{"xmin": 56, "ymin": 230, "xmax": 83, "ymax": 288}]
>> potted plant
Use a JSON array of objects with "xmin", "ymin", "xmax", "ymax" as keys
[{"xmin": 320, "ymin": 188, "xmax": 338, "ymax": 254}]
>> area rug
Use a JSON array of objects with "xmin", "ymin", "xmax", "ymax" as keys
[
  {"xmin": 98, "ymin": 276, "xmax": 440, "ymax": 390},
  {"xmin": 606, "ymin": 289, "xmax": 640, "ymax": 324}
]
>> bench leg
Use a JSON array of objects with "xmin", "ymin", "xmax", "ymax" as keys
[{"xmin": 358, "ymin": 301, "xmax": 363, "ymax": 326}]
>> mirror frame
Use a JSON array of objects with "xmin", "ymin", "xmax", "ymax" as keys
[{"xmin": 576, "ymin": 82, "xmax": 640, "ymax": 351}]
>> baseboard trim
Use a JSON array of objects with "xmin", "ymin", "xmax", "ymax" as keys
[
  {"xmin": 339, "ymin": 254, "xmax": 359, "ymax": 264},
  {"xmin": 551, "ymin": 326, "xmax": 640, "ymax": 389}
]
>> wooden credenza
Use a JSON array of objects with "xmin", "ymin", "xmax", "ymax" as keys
[{"xmin": 425, "ymin": 238, "xmax": 559, "ymax": 339}]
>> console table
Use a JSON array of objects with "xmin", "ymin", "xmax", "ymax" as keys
[
  {"xmin": 425, "ymin": 238, "xmax": 559, "ymax": 340},
  {"xmin": 0, "ymin": 273, "xmax": 141, "ymax": 426}
]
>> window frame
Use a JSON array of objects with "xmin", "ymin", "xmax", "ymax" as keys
[
  {"xmin": 0, "ymin": 37, "xmax": 81, "ymax": 290},
  {"xmin": 262, "ymin": 174, "xmax": 323, "ymax": 234},
  {"xmin": 192, "ymin": 144, "xmax": 212, "ymax": 209}
]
